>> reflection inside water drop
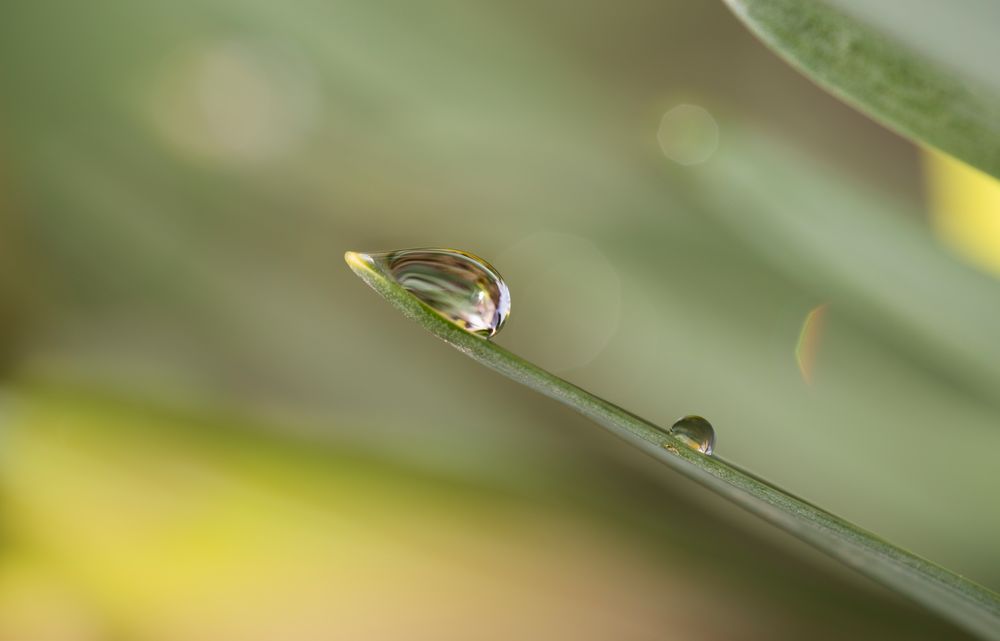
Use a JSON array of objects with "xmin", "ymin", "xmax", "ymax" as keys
[
  {"xmin": 668, "ymin": 415, "xmax": 715, "ymax": 455},
  {"xmin": 361, "ymin": 248, "xmax": 511, "ymax": 338}
]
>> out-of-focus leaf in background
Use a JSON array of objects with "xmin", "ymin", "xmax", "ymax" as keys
[{"xmin": 723, "ymin": 0, "xmax": 1000, "ymax": 179}]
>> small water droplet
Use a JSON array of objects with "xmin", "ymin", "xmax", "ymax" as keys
[
  {"xmin": 356, "ymin": 248, "xmax": 511, "ymax": 338},
  {"xmin": 668, "ymin": 415, "xmax": 715, "ymax": 455}
]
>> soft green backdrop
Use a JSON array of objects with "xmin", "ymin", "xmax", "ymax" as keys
[{"xmin": 1, "ymin": 1, "xmax": 997, "ymax": 639}]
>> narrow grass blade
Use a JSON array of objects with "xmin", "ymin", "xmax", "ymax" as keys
[{"xmin": 347, "ymin": 250, "xmax": 1000, "ymax": 640}]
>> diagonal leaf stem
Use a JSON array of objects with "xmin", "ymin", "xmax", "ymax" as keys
[{"xmin": 347, "ymin": 250, "xmax": 1000, "ymax": 640}]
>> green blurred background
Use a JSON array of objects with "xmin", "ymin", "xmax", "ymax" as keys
[{"xmin": 1, "ymin": 1, "xmax": 998, "ymax": 639}]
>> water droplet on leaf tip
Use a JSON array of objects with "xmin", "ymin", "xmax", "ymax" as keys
[
  {"xmin": 668, "ymin": 415, "xmax": 715, "ymax": 455},
  {"xmin": 352, "ymin": 248, "xmax": 511, "ymax": 339},
  {"xmin": 344, "ymin": 250, "xmax": 374, "ymax": 270}
]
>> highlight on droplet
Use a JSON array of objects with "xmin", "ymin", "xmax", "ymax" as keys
[
  {"xmin": 344, "ymin": 250, "xmax": 375, "ymax": 272},
  {"xmin": 345, "ymin": 248, "xmax": 511, "ymax": 339},
  {"xmin": 795, "ymin": 303, "xmax": 829, "ymax": 385},
  {"xmin": 667, "ymin": 415, "xmax": 715, "ymax": 455}
]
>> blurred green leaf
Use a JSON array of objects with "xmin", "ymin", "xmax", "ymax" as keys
[
  {"xmin": 723, "ymin": 0, "xmax": 1000, "ymax": 178},
  {"xmin": 346, "ymin": 251, "xmax": 1000, "ymax": 641},
  {"xmin": 692, "ymin": 129, "xmax": 1000, "ymax": 405}
]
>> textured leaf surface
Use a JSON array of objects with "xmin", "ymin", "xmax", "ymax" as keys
[{"xmin": 723, "ymin": 0, "xmax": 1000, "ymax": 179}]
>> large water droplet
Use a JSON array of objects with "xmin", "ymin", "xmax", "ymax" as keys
[
  {"xmin": 352, "ymin": 248, "xmax": 511, "ymax": 338},
  {"xmin": 668, "ymin": 415, "xmax": 715, "ymax": 455}
]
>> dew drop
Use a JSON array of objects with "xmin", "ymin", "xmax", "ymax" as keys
[
  {"xmin": 668, "ymin": 415, "xmax": 715, "ymax": 455},
  {"xmin": 355, "ymin": 248, "xmax": 511, "ymax": 339}
]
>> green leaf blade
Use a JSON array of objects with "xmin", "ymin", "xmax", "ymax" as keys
[
  {"xmin": 347, "ymin": 250, "xmax": 1000, "ymax": 640},
  {"xmin": 723, "ymin": 0, "xmax": 1000, "ymax": 179}
]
